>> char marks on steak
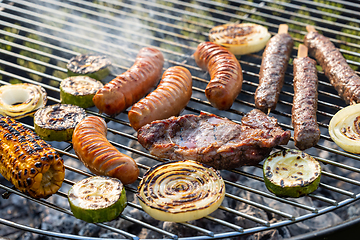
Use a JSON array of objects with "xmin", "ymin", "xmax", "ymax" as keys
[{"xmin": 137, "ymin": 109, "xmax": 290, "ymax": 170}]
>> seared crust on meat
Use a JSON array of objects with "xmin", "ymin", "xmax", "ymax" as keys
[
  {"xmin": 304, "ymin": 31, "xmax": 360, "ymax": 104},
  {"xmin": 255, "ymin": 33, "xmax": 293, "ymax": 112},
  {"xmin": 292, "ymin": 56, "xmax": 321, "ymax": 150},
  {"xmin": 137, "ymin": 109, "xmax": 290, "ymax": 170}
]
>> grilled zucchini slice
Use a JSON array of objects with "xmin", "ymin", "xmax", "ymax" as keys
[
  {"xmin": 60, "ymin": 76, "xmax": 103, "ymax": 108},
  {"xmin": 34, "ymin": 104, "xmax": 86, "ymax": 141},
  {"xmin": 68, "ymin": 176, "xmax": 127, "ymax": 223},
  {"xmin": 263, "ymin": 149, "xmax": 321, "ymax": 198},
  {"xmin": 67, "ymin": 54, "xmax": 111, "ymax": 81}
]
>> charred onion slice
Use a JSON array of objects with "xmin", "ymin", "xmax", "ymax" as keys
[
  {"xmin": 34, "ymin": 104, "xmax": 86, "ymax": 141},
  {"xmin": 67, "ymin": 54, "xmax": 111, "ymax": 81},
  {"xmin": 329, "ymin": 104, "xmax": 360, "ymax": 153},
  {"xmin": 209, "ymin": 23, "xmax": 270, "ymax": 55},
  {"xmin": 68, "ymin": 176, "xmax": 127, "ymax": 223},
  {"xmin": 137, "ymin": 160, "xmax": 225, "ymax": 222},
  {"xmin": 60, "ymin": 76, "xmax": 103, "ymax": 108},
  {"xmin": 0, "ymin": 83, "xmax": 47, "ymax": 119},
  {"xmin": 263, "ymin": 149, "xmax": 321, "ymax": 198}
]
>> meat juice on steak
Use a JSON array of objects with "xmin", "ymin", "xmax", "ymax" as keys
[{"xmin": 137, "ymin": 109, "xmax": 291, "ymax": 169}]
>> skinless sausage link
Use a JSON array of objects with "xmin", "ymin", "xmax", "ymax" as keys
[
  {"xmin": 194, "ymin": 42, "xmax": 243, "ymax": 110},
  {"xmin": 292, "ymin": 56, "xmax": 321, "ymax": 150},
  {"xmin": 72, "ymin": 116, "xmax": 139, "ymax": 185},
  {"xmin": 255, "ymin": 33, "xmax": 293, "ymax": 112},
  {"xmin": 304, "ymin": 31, "xmax": 360, "ymax": 105},
  {"xmin": 128, "ymin": 66, "xmax": 192, "ymax": 131},
  {"xmin": 93, "ymin": 47, "xmax": 164, "ymax": 116}
]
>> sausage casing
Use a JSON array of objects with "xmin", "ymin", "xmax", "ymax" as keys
[
  {"xmin": 292, "ymin": 56, "xmax": 321, "ymax": 150},
  {"xmin": 255, "ymin": 33, "xmax": 293, "ymax": 112},
  {"xmin": 194, "ymin": 42, "xmax": 243, "ymax": 110},
  {"xmin": 128, "ymin": 66, "xmax": 192, "ymax": 131},
  {"xmin": 304, "ymin": 31, "xmax": 360, "ymax": 104},
  {"xmin": 72, "ymin": 116, "xmax": 139, "ymax": 185},
  {"xmin": 93, "ymin": 47, "xmax": 164, "ymax": 116}
]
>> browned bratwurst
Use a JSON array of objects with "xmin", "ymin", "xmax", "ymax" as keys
[
  {"xmin": 194, "ymin": 42, "xmax": 243, "ymax": 110},
  {"xmin": 128, "ymin": 66, "xmax": 192, "ymax": 131},
  {"xmin": 255, "ymin": 25, "xmax": 293, "ymax": 112},
  {"xmin": 304, "ymin": 26, "xmax": 360, "ymax": 105},
  {"xmin": 93, "ymin": 47, "xmax": 164, "ymax": 116},
  {"xmin": 72, "ymin": 116, "xmax": 139, "ymax": 185},
  {"xmin": 292, "ymin": 45, "xmax": 321, "ymax": 150}
]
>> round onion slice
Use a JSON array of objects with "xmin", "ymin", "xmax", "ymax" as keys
[
  {"xmin": 329, "ymin": 103, "xmax": 360, "ymax": 153},
  {"xmin": 0, "ymin": 83, "xmax": 47, "ymax": 119},
  {"xmin": 137, "ymin": 160, "xmax": 225, "ymax": 222},
  {"xmin": 209, "ymin": 23, "xmax": 270, "ymax": 55}
]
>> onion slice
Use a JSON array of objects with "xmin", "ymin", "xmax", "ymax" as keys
[
  {"xmin": 329, "ymin": 103, "xmax": 360, "ymax": 153},
  {"xmin": 137, "ymin": 160, "xmax": 225, "ymax": 222},
  {"xmin": 0, "ymin": 83, "xmax": 47, "ymax": 119},
  {"xmin": 209, "ymin": 23, "xmax": 270, "ymax": 55}
]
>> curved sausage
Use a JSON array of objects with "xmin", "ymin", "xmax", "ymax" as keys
[
  {"xmin": 128, "ymin": 66, "xmax": 192, "ymax": 131},
  {"xmin": 72, "ymin": 116, "xmax": 139, "ymax": 185},
  {"xmin": 194, "ymin": 42, "xmax": 243, "ymax": 110},
  {"xmin": 304, "ymin": 27, "xmax": 360, "ymax": 105},
  {"xmin": 255, "ymin": 29, "xmax": 293, "ymax": 112},
  {"xmin": 292, "ymin": 45, "xmax": 321, "ymax": 150},
  {"xmin": 93, "ymin": 47, "xmax": 164, "ymax": 116}
]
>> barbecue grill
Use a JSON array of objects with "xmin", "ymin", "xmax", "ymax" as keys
[{"xmin": 1, "ymin": 0, "xmax": 360, "ymax": 239}]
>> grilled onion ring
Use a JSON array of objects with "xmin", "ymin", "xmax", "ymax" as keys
[
  {"xmin": 0, "ymin": 83, "xmax": 47, "ymax": 119},
  {"xmin": 137, "ymin": 160, "xmax": 225, "ymax": 222},
  {"xmin": 329, "ymin": 104, "xmax": 360, "ymax": 153}
]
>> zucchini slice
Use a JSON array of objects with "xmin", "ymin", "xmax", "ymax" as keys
[
  {"xmin": 68, "ymin": 176, "xmax": 127, "ymax": 223},
  {"xmin": 263, "ymin": 149, "xmax": 321, "ymax": 198},
  {"xmin": 60, "ymin": 76, "xmax": 103, "ymax": 108},
  {"xmin": 67, "ymin": 54, "xmax": 111, "ymax": 81},
  {"xmin": 34, "ymin": 104, "xmax": 86, "ymax": 141}
]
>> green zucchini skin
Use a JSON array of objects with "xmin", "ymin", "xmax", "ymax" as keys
[
  {"xmin": 60, "ymin": 76, "xmax": 103, "ymax": 108},
  {"xmin": 68, "ymin": 176, "xmax": 127, "ymax": 223},
  {"xmin": 263, "ymin": 149, "xmax": 321, "ymax": 198},
  {"xmin": 67, "ymin": 54, "xmax": 111, "ymax": 81},
  {"xmin": 34, "ymin": 104, "xmax": 86, "ymax": 142}
]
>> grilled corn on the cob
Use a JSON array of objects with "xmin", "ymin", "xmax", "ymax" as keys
[{"xmin": 0, "ymin": 116, "xmax": 65, "ymax": 198}]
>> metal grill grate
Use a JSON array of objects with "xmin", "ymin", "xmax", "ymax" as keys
[{"xmin": 1, "ymin": 0, "xmax": 360, "ymax": 239}]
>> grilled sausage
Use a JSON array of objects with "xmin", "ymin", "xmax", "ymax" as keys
[
  {"xmin": 93, "ymin": 47, "xmax": 164, "ymax": 116},
  {"xmin": 255, "ymin": 26, "xmax": 293, "ymax": 112},
  {"xmin": 128, "ymin": 66, "xmax": 192, "ymax": 131},
  {"xmin": 194, "ymin": 42, "xmax": 243, "ymax": 110},
  {"xmin": 72, "ymin": 116, "xmax": 139, "ymax": 185},
  {"xmin": 304, "ymin": 27, "xmax": 360, "ymax": 105},
  {"xmin": 292, "ymin": 45, "xmax": 321, "ymax": 150}
]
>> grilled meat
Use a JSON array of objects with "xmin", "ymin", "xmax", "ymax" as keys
[
  {"xmin": 304, "ymin": 28, "xmax": 360, "ymax": 104},
  {"xmin": 292, "ymin": 48, "xmax": 321, "ymax": 150},
  {"xmin": 137, "ymin": 109, "xmax": 290, "ymax": 170},
  {"xmin": 255, "ymin": 30, "xmax": 293, "ymax": 112},
  {"xmin": 0, "ymin": 117, "xmax": 65, "ymax": 198}
]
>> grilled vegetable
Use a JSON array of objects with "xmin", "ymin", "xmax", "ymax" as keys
[
  {"xmin": 263, "ymin": 149, "xmax": 321, "ymax": 198},
  {"xmin": 34, "ymin": 104, "xmax": 86, "ymax": 142},
  {"xmin": 68, "ymin": 176, "xmax": 127, "ymax": 223},
  {"xmin": 137, "ymin": 160, "xmax": 225, "ymax": 222},
  {"xmin": 0, "ymin": 83, "xmax": 47, "ymax": 119},
  {"xmin": 67, "ymin": 54, "xmax": 111, "ymax": 81},
  {"xmin": 60, "ymin": 76, "xmax": 103, "ymax": 108},
  {"xmin": 329, "ymin": 103, "xmax": 360, "ymax": 153},
  {"xmin": 0, "ymin": 116, "xmax": 65, "ymax": 199},
  {"xmin": 209, "ymin": 23, "xmax": 270, "ymax": 55}
]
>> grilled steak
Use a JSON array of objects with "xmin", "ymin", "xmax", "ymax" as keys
[{"xmin": 137, "ymin": 109, "xmax": 291, "ymax": 169}]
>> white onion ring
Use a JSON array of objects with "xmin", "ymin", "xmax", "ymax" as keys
[
  {"xmin": 0, "ymin": 83, "xmax": 47, "ymax": 119},
  {"xmin": 137, "ymin": 160, "xmax": 225, "ymax": 222}
]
